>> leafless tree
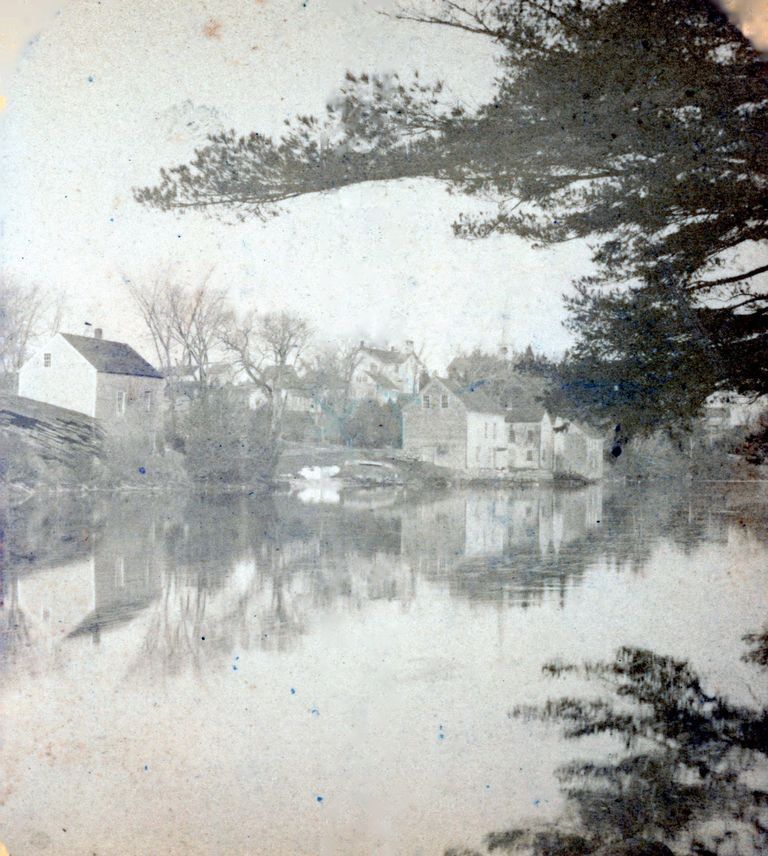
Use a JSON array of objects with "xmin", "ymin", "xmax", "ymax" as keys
[
  {"xmin": 125, "ymin": 271, "xmax": 179, "ymax": 375},
  {"xmin": 126, "ymin": 269, "xmax": 229, "ymax": 411},
  {"xmin": 165, "ymin": 271, "xmax": 228, "ymax": 394},
  {"xmin": 220, "ymin": 309, "xmax": 312, "ymax": 441},
  {"xmin": 0, "ymin": 276, "xmax": 68, "ymax": 375},
  {"xmin": 309, "ymin": 340, "xmax": 363, "ymax": 413}
]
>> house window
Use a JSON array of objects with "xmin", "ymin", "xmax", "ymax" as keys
[
  {"xmin": 423, "ymin": 394, "xmax": 431, "ymax": 409},
  {"xmin": 484, "ymin": 422, "xmax": 488, "ymax": 438},
  {"xmin": 116, "ymin": 390, "xmax": 127, "ymax": 415},
  {"xmin": 526, "ymin": 450, "xmax": 534, "ymax": 462},
  {"xmin": 527, "ymin": 430, "xmax": 535, "ymax": 443},
  {"xmin": 492, "ymin": 422, "xmax": 497, "ymax": 439},
  {"xmin": 441, "ymin": 394, "xmax": 448, "ymax": 408},
  {"xmin": 144, "ymin": 390, "xmax": 152, "ymax": 412},
  {"xmin": 43, "ymin": 353, "xmax": 51, "ymax": 367},
  {"xmin": 509, "ymin": 429, "xmax": 516, "ymax": 443},
  {"xmin": 476, "ymin": 446, "xmax": 481, "ymax": 462}
]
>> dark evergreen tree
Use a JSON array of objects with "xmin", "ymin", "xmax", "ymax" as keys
[{"xmin": 136, "ymin": 1, "xmax": 768, "ymax": 436}]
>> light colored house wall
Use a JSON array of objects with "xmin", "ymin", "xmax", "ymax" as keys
[
  {"xmin": 508, "ymin": 419, "xmax": 549, "ymax": 469},
  {"xmin": 553, "ymin": 422, "xmax": 604, "ymax": 481},
  {"xmin": 18, "ymin": 336, "xmax": 98, "ymax": 416},
  {"xmin": 539, "ymin": 414, "xmax": 554, "ymax": 470},
  {"xmin": 402, "ymin": 382, "xmax": 468, "ymax": 469},
  {"xmin": 398, "ymin": 354, "xmax": 421, "ymax": 394},
  {"xmin": 466, "ymin": 412, "xmax": 507, "ymax": 471}
]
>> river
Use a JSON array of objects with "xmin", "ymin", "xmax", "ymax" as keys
[{"xmin": 1, "ymin": 481, "xmax": 766, "ymax": 855}]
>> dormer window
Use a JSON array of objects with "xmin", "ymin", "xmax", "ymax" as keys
[
  {"xmin": 423, "ymin": 394, "xmax": 431, "ymax": 409},
  {"xmin": 441, "ymin": 394, "xmax": 448, "ymax": 408},
  {"xmin": 43, "ymin": 353, "xmax": 51, "ymax": 368}
]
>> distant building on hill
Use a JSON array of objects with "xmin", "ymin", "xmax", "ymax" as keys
[
  {"xmin": 350, "ymin": 341, "xmax": 424, "ymax": 403},
  {"xmin": 17, "ymin": 330, "xmax": 164, "ymax": 450}
]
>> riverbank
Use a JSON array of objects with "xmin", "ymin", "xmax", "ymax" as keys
[{"xmin": 277, "ymin": 441, "xmax": 594, "ymax": 488}]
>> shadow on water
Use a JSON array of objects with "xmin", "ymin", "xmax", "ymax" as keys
[{"xmin": 445, "ymin": 636, "xmax": 768, "ymax": 856}]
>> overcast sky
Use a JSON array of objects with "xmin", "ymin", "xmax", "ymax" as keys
[{"xmin": 1, "ymin": 0, "xmax": 766, "ymax": 369}]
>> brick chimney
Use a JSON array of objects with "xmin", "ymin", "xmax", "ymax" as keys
[
  {"xmin": 405, "ymin": 340, "xmax": 414, "ymax": 351},
  {"xmin": 94, "ymin": 328, "xmax": 103, "ymax": 340}
]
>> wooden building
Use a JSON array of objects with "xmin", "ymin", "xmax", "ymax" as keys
[
  {"xmin": 402, "ymin": 377, "xmax": 508, "ymax": 472},
  {"xmin": 18, "ymin": 330, "xmax": 164, "ymax": 449}
]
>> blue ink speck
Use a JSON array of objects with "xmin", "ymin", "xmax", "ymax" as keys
[
  {"xmin": 290, "ymin": 687, "xmax": 296, "ymax": 695},
  {"xmin": 533, "ymin": 799, "xmax": 540, "ymax": 807},
  {"xmin": 485, "ymin": 784, "xmax": 490, "ymax": 789},
  {"xmin": 310, "ymin": 707, "xmax": 320, "ymax": 717},
  {"xmin": 138, "ymin": 466, "xmax": 146, "ymax": 474},
  {"xmin": 232, "ymin": 655, "xmax": 240, "ymax": 672},
  {"xmin": 87, "ymin": 75, "xmax": 94, "ymax": 83},
  {"xmin": 316, "ymin": 795, "xmax": 323, "ymax": 803},
  {"xmin": 144, "ymin": 765, "xmax": 149, "ymax": 771},
  {"xmin": 438, "ymin": 724, "xmax": 445, "ymax": 740}
]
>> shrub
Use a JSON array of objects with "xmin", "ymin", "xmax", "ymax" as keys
[{"xmin": 344, "ymin": 400, "xmax": 402, "ymax": 448}]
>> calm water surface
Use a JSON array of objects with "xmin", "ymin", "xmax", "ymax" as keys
[{"xmin": 1, "ymin": 481, "xmax": 766, "ymax": 855}]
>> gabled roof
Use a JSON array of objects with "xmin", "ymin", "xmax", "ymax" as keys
[
  {"xmin": 554, "ymin": 417, "xmax": 604, "ymax": 440},
  {"xmin": 505, "ymin": 399, "xmax": 547, "ymax": 423},
  {"xmin": 435, "ymin": 377, "xmax": 505, "ymax": 415},
  {"xmin": 61, "ymin": 333, "xmax": 163, "ymax": 379},
  {"xmin": 366, "ymin": 368, "xmax": 400, "ymax": 390},
  {"xmin": 361, "ymin": 345, "xmax": 417, "ymax": 366}
]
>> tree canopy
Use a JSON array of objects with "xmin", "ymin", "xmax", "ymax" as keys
[{"xmin": 135, "ymin": 0, "xmax": 768, "ymax": 435}]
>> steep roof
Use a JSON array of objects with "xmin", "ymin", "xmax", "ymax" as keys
[
  {"xmin": 554, "ymin": 417, "xmax": 604, "ymax": 440},
  {"xmin": 438, "ymin": 378, "xmax": 505, "ymax": 415},
  {"xmin": 505, "ymin": 397, "xmax": 547, "ymax": 423},
  {"xmin": 366, "ymin": 368, "xmax": 400, "ymax": 390},
  {"xmin": 60, "ymin": 333, "xmax": 163, "ymax": 379},
  {"xmin": 361, "ymin": 345, "xmax": 415, "ymax": 366}
]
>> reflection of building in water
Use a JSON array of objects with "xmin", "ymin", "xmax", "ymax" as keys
[
  {"xmin": 69, "ymin": 511, "xmax": 163, "ymax": 640},
  {"xmin": 400, "ymin": 487, "xmax": 604, "ymax": 603},
  {"xmin": 5, "ymin": 499, "xmax": 166, "ymax": 650},
  {"xmin": 3, "ymin": 487, "xmax": 610, "ymax": 672},
  {"xmin": 10, "ymin": 559, "xmax": 96, "ymax": 657}
]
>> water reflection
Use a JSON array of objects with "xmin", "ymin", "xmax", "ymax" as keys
[
  {"xmin": 1, "ymin": 482, "xmax": 764, "ymax": 673},
  {"xmin": 1, "ymin": 482, "xmax": 767, "ymax": 854},
  {"xmin": 447, "ymin": 641, "xmax": 768, "ymax": 856}
]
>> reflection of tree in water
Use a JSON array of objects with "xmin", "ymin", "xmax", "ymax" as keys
[
  {"xmin": 0, "ymin": 573, "xmax": 34, "ymax": 683},
  {"xmin": 447, "ymin": 640, "xmax": 768, "ymax": 856},
  {"xmin": 132, "ymin": 494, "xmax": 409, "ymax": 675},
  {"xmin": 4, "ymin": 482, "xmax": 767, "ymax": 675}
]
